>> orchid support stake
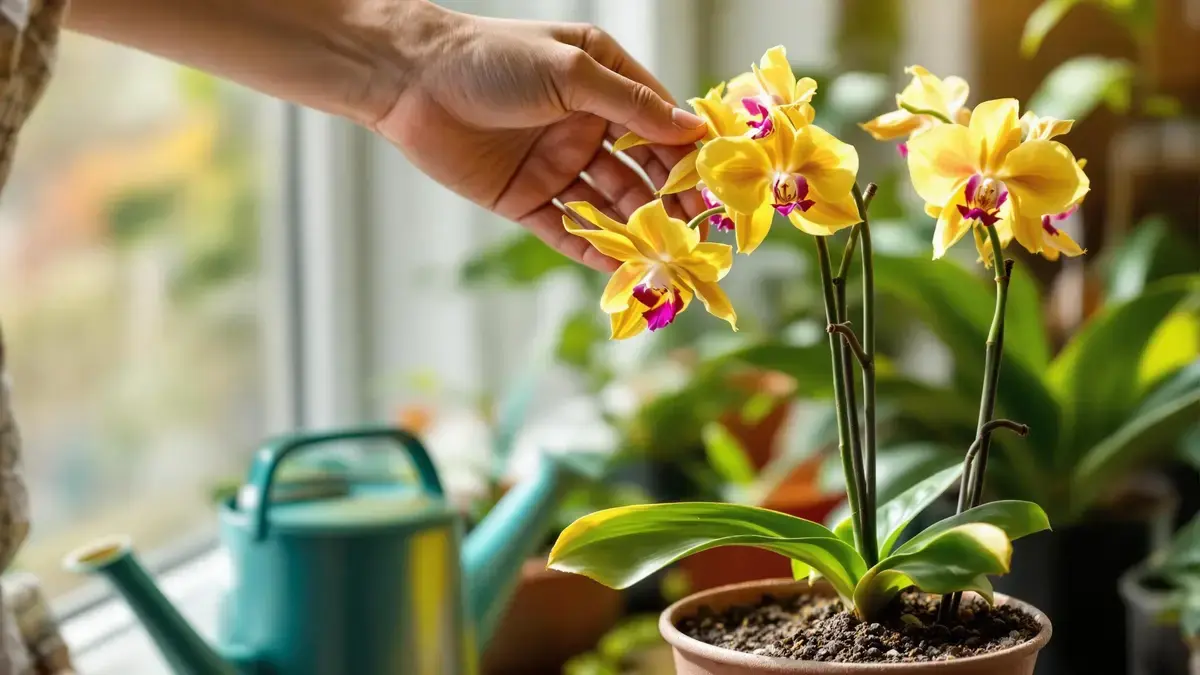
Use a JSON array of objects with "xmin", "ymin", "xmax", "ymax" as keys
[{"xmin": 816, "ymin": 236, "xmax": 870, "ymax": 561}]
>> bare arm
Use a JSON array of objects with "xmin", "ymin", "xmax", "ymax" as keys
[
  {"xmin": 64, "ymin": 0, "xmax": 708, "ymax": 271},
  {"xmin": 64, "ymin": 0, "xmax": 421, "ymax": 125}
]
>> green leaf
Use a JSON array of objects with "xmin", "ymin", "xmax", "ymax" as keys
[
  {"xmin": 461, "ymin": 232, "xmax": 578, "ymax": 286},
  {"xmin": 1072, "ymin": 372, "xmax": 1200, "ymax": 514},
  {"xmin": 854, "ymin": 524, "xmax": 1011, "ymax": 619},
  {"xmin": 1104, "ymin": 216, "xmax": 1199, "ymax": 303},
  {"xmin": 896, "ymin": 500, "xmax": 1052, "ymax": 556},
  {"xmin": 548, "ymin": 503, "xmax": 866, "ymax": 598},
  {"xmin": 727, "ymin": 342, "xmax": 833, "ymax": 397},
  {"xmin": 831, "ymin": 464, "xmax": 963, "ymax": 553},
  {"xmin": 1048, "ymin": 276, "xmax": 1198, "ymax": 461},
  {"xmin": 1020, "ymin": 0, "xmax": 1085, "ymax": 58},
  {"xmin": 825, "ymin": 444, "xmax": 959, "ymax": 529},
  {"xmin": 702, "ymin": 423, "xmax": 758, "ymax": 486},
  {"xmin": 1028, "ymin": 56, "xmax": 1135, "ymax": 121},
  {"xmin": 874, "ymin": 255, "xmax": 1059, "ymax": 455},
  {"xmin": 556, "ymin": 310, "xmax": 605, "ymax": 369}
]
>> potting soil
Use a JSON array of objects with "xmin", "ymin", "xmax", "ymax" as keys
[{"xmin": 678, "ymin": 589, "xmax": 1040, "ymax": 663}]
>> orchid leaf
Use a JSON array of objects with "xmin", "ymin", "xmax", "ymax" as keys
[
  {"xmin": 874, "ymin": 255, "xmax": 1058, "ymax": 456},
  {"xmin": 854, "ymin": 524, "xmax": 1011, "ymax": 619},
  {"xmin": 1072, "ymin": 372, "xmax": 1200, "ymax": 514},
  {"xmin": 1048, "ymin": 275, "xmax": 1198, "ymax": 463},
  {"xmin": 896, "ymin": 500, "xmax": 1052, "ymax": 556},
  {"xmin": 702, "ymin": 423, "xmax": 757, "ymax": 486},
  {"xmin": 1020, "ymin": 0, "xmax": 1085, "ymax": 58},
  {"xmin": 547, "ymin": 503, "xmax": 865, "ymax": 599},
  {"xmin": 1029, "ymin": 56, "xmax": 1135, "ymax": 121},
  {"xmin": 853, "ymin": 464, "xmax": 966, "ymax": 558},
  {"xmin": 1103, "ymin": 216, "xmax": 1199, "ymax": 303}
]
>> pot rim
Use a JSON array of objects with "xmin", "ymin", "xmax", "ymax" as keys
[{"xmin": 659, "ymin": 578, "xmax": 1053, "ymax": 672}]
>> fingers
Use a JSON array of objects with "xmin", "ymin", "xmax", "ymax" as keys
[
  {"xmin": 519, "ymin": 179, "xmax": 624, "ymax": 273},
  {"xmin": 555, "ymin": 49, "xmax": 706, "ymax": 148},
  {"xmin": 607, "ymin": 126, "xmax": 706, "ymax": 220},
  {"xmin": 583, "ymin": 150, "xmax": 656, "ymax": 218}
]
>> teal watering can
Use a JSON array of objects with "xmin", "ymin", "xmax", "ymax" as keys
[{"xmin": 64, "ymin": 426, "xmax": 590, "ymax": 675}]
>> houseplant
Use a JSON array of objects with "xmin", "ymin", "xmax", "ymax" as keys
[{"xmin": 545, "ymin": 49, "xmax": 1091, "ymax": 671}]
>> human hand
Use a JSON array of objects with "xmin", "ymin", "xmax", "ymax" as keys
[{"xmin": 374, "ymin": 2, "xmax": 709, "ymax": 272}]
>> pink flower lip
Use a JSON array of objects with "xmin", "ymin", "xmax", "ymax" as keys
[{"xmin": 632, "ymin": 284, "xmax": 683, "ymax": 332}]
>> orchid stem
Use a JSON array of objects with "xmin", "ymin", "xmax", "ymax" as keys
[
  {"xmin": 829, "ymin": 323, "xmax": 870, "ymax": 368},
  {"xmin": 854, "ymin": 183, "xmax": 878, "ymax": 548},
  {"xmin": 687, "ymin": 206, "xmax": 725, "ymax": 230},
  {"xmin": 816, "ymin": 236, "xmax": 870, "ymax": 563},
  {"xmin": 899, "ymin": 103, "xmax": 953, "ymax": 124},
  {"xmin": 937, "ymin": 224, "xmax": 1013, "ymax": 624}
]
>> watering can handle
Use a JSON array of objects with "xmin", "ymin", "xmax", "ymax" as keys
[{"xmin": 245, "ymin": 426, "xmax": 444, "ymax": 542}]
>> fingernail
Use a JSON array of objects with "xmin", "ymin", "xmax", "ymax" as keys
[{"xmin": 672, "ymin": 108, "xmax": 706, "ymax": 130}]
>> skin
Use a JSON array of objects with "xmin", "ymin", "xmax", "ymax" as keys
[{"xmin": 65, "ymin": 0, "xmax": 709, "ymax": 272}]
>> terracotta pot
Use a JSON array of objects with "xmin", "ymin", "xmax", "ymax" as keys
[
  {"xmin": 722, "ymin": 369, "xmax": 798, "ymax": 470},
  {"xmin": 482, "ymin": 557, "xmax": 624, "ymax": 675},
  {"xmin": 679, "ymin": 457, "xmax": 843, "ymax": 593},
  {"xmin": 659, "ymin": 579, "xmax": 1052, "ymax": 675}
]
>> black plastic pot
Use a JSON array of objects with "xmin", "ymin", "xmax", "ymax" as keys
[
  {"xmin": 1119, "ymin": 562, "xmax": 1191, "ymax": 675},
  {"xmin": 991, "ymin": 475, "xmax": 1178, "ymax": 675}
]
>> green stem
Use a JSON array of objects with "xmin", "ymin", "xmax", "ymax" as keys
[
  {"xmin": 687, "ymin": 206, "xmax": 725, "ymax": 230},
  {"xmin": 938, "ymin": 224, "xmax": 1012, "ymax": 623},
  {"xmin": 833, "ymin": 277, "xmax": 871, "ymax": 564},
  {"xmin": 899, "ymin": 103, "xmax": 954, "ymax": 124},
  {"xmin": 816, "ymin": 237, "xmax": 869, "ymax": 560},
  {"xmin": 854, "ymin": 184, "xmax": 877, "ymax": 545}
]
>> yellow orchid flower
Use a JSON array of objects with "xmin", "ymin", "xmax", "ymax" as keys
[
  {"xmin": 736, "ymin": 46, "xmax": 818, "ymax": 138},
  {"xmin": 1020, "ymin": 111, "xmax": 1074, "ymax": 141},
  {"xmin": 978, "ymin": 157, "xmax": 1088, "ymax": 266},
  {"xmin": 612, "ymin": 82, "xmax": 750, "ymax": 196},
  {"xmin": 860, "ymin": 65, "xmax": 971, "ymax": 157},
  {"xmin": 905, "ymin": 98, "xmax": 1088, "ymax": 259},
  {"xmin": 697, "ymin": 108, "xmax": 861, "ymax": 254},
  {"xmin": 561, "ymin": 200, "xmax": 737, "ymax": 339}
]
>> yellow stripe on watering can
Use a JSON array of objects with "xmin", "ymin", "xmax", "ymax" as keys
[{"xmin": 409, "ymin": 527, "xmax": 452, "ymax": 675}]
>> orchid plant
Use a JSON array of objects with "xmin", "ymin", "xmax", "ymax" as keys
[{"xmin": 547, "ymin": 48, "xmax": 1090, "ymax": 623}]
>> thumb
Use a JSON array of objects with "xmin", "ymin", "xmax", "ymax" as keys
[{"xmin": 561, "ymin": 51, "xmax": 707, "ymax": 145}]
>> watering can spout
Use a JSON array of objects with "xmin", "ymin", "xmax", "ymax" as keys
[
  {"xmin": 461, "ymin": 452, "xmax": 602, "ymax": 650},
  {"xmin": 64, "ymin": 537, "xmax": 236, "ymax": 675}
]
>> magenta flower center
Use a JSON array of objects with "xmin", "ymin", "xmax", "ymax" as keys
[
  {"xmin": 632, "ymin": 284, "xmax": 683, "ymax": 332},
  {"xmin": 772, "ymin": 173, "xmax": 816, "ymax": 217},
  {"xmin": 741, "ymin": 97, "xmax": 777, "ymax": 139},
  {"xmin": 701, "ymin": 186, "xmax": 735, "ymax": 232},
  {"xmin": 955, "ymin": 175, "xmax": 1008, "ymax": 227}
]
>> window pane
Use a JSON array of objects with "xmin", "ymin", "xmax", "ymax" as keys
[{"xmin": 0, "ymin": 35, "xmax": 270, "ymax": 598}]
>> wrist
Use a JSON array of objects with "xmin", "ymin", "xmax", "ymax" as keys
[{"xmin": 331, "ymin": 0, "xmax": 469, "ymax": 127}]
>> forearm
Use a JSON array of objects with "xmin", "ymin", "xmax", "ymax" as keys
[{"xmin": 64, "ymin": 0, "xmax": 457, "ymax": 126}]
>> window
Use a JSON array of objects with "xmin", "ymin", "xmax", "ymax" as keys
[{"xmin": 0, "ymin": 34, "xmax": 273, "ymax": 601}]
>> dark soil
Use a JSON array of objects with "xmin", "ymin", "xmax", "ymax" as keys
[{"xmin": 678, "ymin": 589, "xmax": 1041, "ymax": 663}]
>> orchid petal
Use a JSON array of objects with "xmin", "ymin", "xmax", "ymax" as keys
[
  {"xmin": 627, "ymin": 201, "xmax": 697, "ymax": 259},
  {"xmin": 733, "ymin": 203, "xmax": 776, "ymax": 255},
  {"xmin": 696, "ymin": 137, "xmax": 774, "ymax": 215},
  {"xmin": 791, "ymin": 125, "xmax": 859, "ymax": 200},
  {"xmin": 677, "ymin": 241, "xmax": 734, "ymax": 283},
  {"xmin": 676, "ymin": 269, "xmax": 738, "ymax": 331},
  {"xmin": 860, "ymin": 109, "xmax": 924, "ymax": 141},
  {"xmin": 789, "ymin": 190, "xmax": 860, "ymax": 236},
  {"xmin": 612, "ymin": 132, "xmax": 652, "ymax": 153},
  {"xmin": 969, "ymin": 99, "xmax": 1022, "ymax": 174},
  {"xmin": 561, "ymin": 215, "xmax": 642, "ymax": 261},
  {"xmin": 906, "ymin": 124, "xmax": 976, "ymax": 206},
  {"xmin": 753, "ymin": 46, "xmax": 796, "ymax": 103},
  {"xmin": 997, "ymin": 140, "xmax": 1085, "ymax": 220},
  {"xmin": 600, "ymin": 260, "xmax": 650, "ymax": 313},
  {"xmin": 658, "ymin": 149, "xmax": 701, "ymax": 195},
  {"xmin": 932, "ymin": 178, "xmax": 972, "ymax": 259},
  {"xmin": 610, "ymin": 306, "xmax": 647, "ymax": 340}
]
